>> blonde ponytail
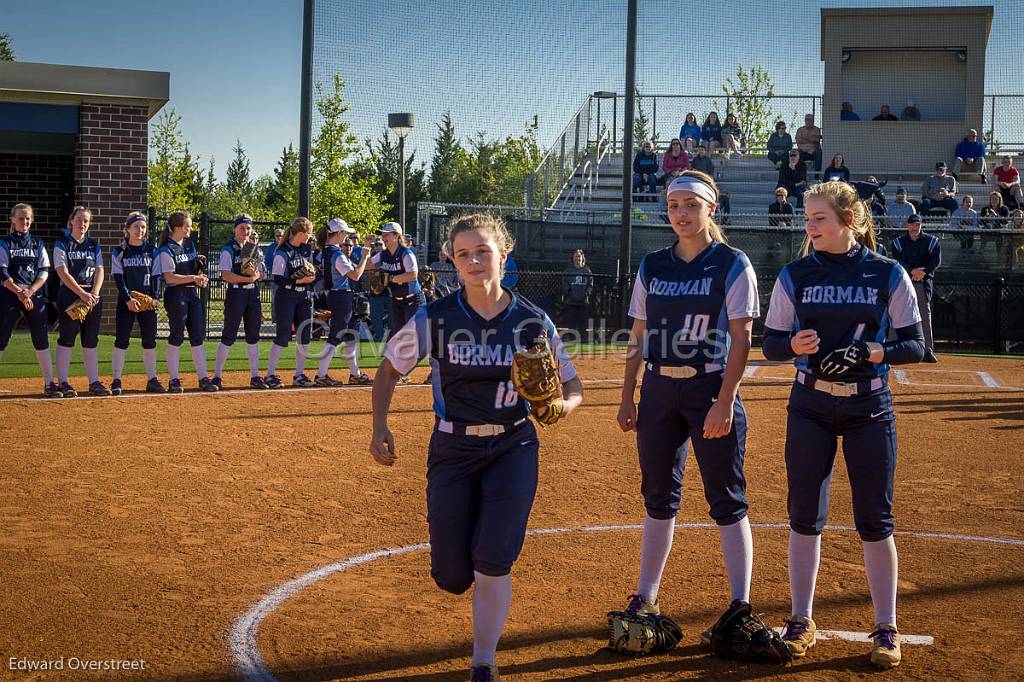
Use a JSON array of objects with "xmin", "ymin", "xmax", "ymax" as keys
[{"xmin": 801, "ymin": 181, "xmax": 877, "ymax": 255}]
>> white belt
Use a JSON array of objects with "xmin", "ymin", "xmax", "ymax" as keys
[
  {"xmin": 284, "ymin": 285, "xmax": 308, "ymax": 292},
  {"xmin": 437, "ymin": 417, "xmax": 527, "ymax": 437},
  {"xmin": 796, "ymin": 371, "xmax": 884, "ymax": 397},
  {"xmin": 229, "ymin": 283, "xmax": 256, "ymax": 289},
  {"xmin": 646, "ymin": 362, "xmax": 722, "ymax": 379}
]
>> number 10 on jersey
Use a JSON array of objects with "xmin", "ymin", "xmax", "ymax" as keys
[
  {"xmin": 675, "ymin": 314, "xmax": 710, "ymax": 343},
  {"xmin": 494, "ymin": 380, "xmax": 520, "ymax": 408}
]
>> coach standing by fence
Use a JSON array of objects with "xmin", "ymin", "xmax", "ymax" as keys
[{"xmin": 890, "ymin": 214, "xmax": 941, "ymax": 363}]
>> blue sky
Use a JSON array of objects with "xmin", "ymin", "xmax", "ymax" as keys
[{"xmin": 6, "ymin": 0, "xmax": 1022, "ymax": 179}]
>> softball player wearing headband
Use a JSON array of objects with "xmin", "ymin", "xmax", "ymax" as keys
[
  {"xmin": 313, "ymin": 218, "xmax": 373, "ymax": 386},
  {"xmin": 370, "ymin": 214, "xmax": 583, "ymax": 682},
  {"xmin": 762, "ymin": 180, "xmax": 925, "ymax": 668},
  {"xmin": 617, "ymin": 171, "xmax": 761, "ymax": 639},
  {"xmin": 0, "ymin": 203, "xmax": 57, "ymax": 397},
  {"xmin": 53, "ymin": 206, "xmax": 109, "ymax": 397},
  {"xmin": 214, "ymin": 214, "xmax": 265, "ymax": 389},
  {"xmin": 155, "ymin": 210, "xmax": 217, "ymax": 393},
  {"xmin": 110, "ymin": 211, "xmax": 162, "ymax": 394},
  {"xmin": 266, "ymin": 217, "xmax": 316, "ymax": 388}
]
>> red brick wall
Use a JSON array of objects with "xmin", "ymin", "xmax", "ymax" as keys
[
  {"xmin": 0, "ymin": 153, "xmax": 74, "ymax": 242},
  {"xmin": 75, "ymin": 103, "xmax": 149, "ymax": 331}
]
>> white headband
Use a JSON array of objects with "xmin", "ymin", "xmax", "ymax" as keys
[{"xmin": 666, "ymin": 176, "xmax": 717, "ymax": 205}]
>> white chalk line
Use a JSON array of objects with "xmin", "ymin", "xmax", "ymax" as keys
[
  {"xmin": 230, "ymin": 522, "xmax": 1024, "ymax": 682},
  {"xmin": 768, "ymin": 627, "xmax": 933, "ymax": 646}
]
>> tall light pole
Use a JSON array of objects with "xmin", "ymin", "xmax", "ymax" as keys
[{"xmin": 388, "ymin": 113, "xmax": 414, "ymax": 231}]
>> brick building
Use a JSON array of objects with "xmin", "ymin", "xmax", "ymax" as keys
[{"xmin": 0, "ymin": 61, "xmax": 168, "ymax": 331}]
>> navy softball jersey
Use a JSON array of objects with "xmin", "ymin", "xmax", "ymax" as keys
[
  {"xmin": 111, "ymin": 241, "xmax": 158, "ymax": 350},
  {"xmin": 218, "ymin": 239, "xmax": 262, "ymax": 346},
  {"xmin": 763, "ymin": 244, "xmax": 924, "ymax": 541},
  {"xmin": 0, "ymin": 231, "xmax": 50, "ymax": 351},
  {"xmin": 627, "ymin": 241, "xmax": 759, "ymax": 523},
  {"xmin": 155, "ymin": 239, "xmax": 205, "ymax": 346},
  {"xmin": 323, "ymin": 243, "xmax": 357, "ymax": 344},
  {"xmin": 54, "ymin": 234, "xmax": 104, "ymax": 347},
  {"xmin": 372, "ymin": 244, "xmax": 424, "ymax": 340},
  {"xmin": 271, "ymin": 241, "xmax": 314, "ymax": 345},
  {"xmin": 384, "ymin": 290, "xmax": 577, "ymax": 593}
]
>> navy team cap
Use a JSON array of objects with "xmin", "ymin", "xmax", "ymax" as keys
[
  {"xmin": 907, "ymin": 213, "xmax": 923, "ymax": 224},
  {"xmin": 233, "ymin": 215, "xmax": 253, "ymax": 226}
]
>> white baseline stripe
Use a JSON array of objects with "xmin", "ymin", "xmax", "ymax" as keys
[
  {"xmin": 770, "ymin": 627, "xmax": 933, "ymax": 646},
  {"xmin": 978, "ymin": 371, "xmax": 1001, "ymax": 387},
  {"xmin": 231, "ymin": 522, "xmax": 1023, "ymax": 682}
]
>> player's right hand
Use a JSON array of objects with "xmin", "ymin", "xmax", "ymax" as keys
[
  {"xmin": 370, "ymin": 427, "xmax": 397, "ymax": 466},
  {"xmin": 617, "ymin": 399, "xmax": 638, "ymax": 432},
  {"xmin": 790, "ymin": 329, "xmax": 820, "ymax": 356}
]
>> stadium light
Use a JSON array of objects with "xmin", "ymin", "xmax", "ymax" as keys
[{"xmin": 388, "ymin": 113, "xmax": 415, "ymax": 233}]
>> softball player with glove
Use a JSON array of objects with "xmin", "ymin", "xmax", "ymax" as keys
[
  {"xmin": 213, "ymin": 215, "xmax": 265, "ymax": 389},
  {"xmin": 313, "ymin": 218, "xmax": 373, "ymax": 386},
  {"xmin": 155, "ymin": 210, "xmax": 217, "ymax": 393},
  {"xmin": 53, "ymin": 206, "xmax": 108, "ymax": 397},
  {"xmin": 0, "ymin": 203, "xmax": 57, "ymax": 397},
  {"xmin": 616, "ymin": 171, "xmax": 761, "ymax": 643},
  {"xmin": 110, "ymin": 211, "xmax": 162, "ymax": 395},
  {"xmin": 267, "ymin": 217, "xmax": 316, "ymax": 388},
  {"xmin": 370, "ymin": 213, "xmax": 583, "ymax": 682},
  {"xmin": 368, "ymin": 221, "xmax": 424, "ymax": 340},
  {"xmin": 762, "ymin": 180, "xmax": 924, "ymax": 669}
]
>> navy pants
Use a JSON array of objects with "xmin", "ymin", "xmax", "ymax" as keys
[
  {"xmin": 326, "ymin": 289, "xmax": 356, "ymax": 346},
  {"xmin": 785, "ymin": 380, "xmax": 897, "ymax": 542},
  {"xmin": 636, "ymin": 369, "xmax": 749, "ymax": 524},
  {"xmin": 273, "ymin": 288, "xmax": 312, "ymax": 346},
  {"xmin": 222, "ymin": 287, "xmax": 262, "ymax": 345},
  {"xmin": 114, "ymin": 297, "xmax": 158, "ymax": 350},
  {"xmin": 387, "ymin": 292, "xmax": 425, "ymax": 340},
  {"xmin": 56, "ymin": 287, "xmax": 102, "ymax": 349},
  {"xmin": 427, "ymin": 420, "xmax": 539, "ymax": 595},
  {"xmin": 164, "ymin": 286, "xmax": 205, "ymax": 347},
  {"xmin": 0, "ymin": 289, "xmax": 49, "ymax": 351}
]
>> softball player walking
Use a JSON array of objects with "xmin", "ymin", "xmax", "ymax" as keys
[
  {"xmin": 0, "ymin": 203, "xmax": 57, "ymax": 397},
  {"xmin": 267, "ymin": 217, "xmax": 317, "ymax": 388},
  {"xmin": 616, "ymin": 171, "xmax": 761, "ymax": 640},
  {"xmin": 110, "ymin": 211, "xmax": 163, "ymax": 394},
  {"xmin": 313, "ymin": 218, "xmax": 373, "ymax": 386},
  {"xmin": 370, "ymin": 214, "xmax": 583, "ymax": 682},
  {"xmin": 762, "ymin": 181, "xmax": 925, "ymax": 668},
  {"xmin": 155, "ymin": 210, "xmax": 217, "ymax": 393},
  {"xmin": 53, "ymin": 206, "xmax": 109, "ymax": 397},
  {"xmin": 213, "ymin": 215, "xmax": 265, "ymax": 389}
]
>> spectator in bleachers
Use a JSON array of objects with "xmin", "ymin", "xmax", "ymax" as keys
[
  {"xmin": 777, "ymin": 149, "xmax": 808, "ymax": 208},
  {"xmin": 888, "ymin": 188, "xmax": 915, "ymax": 229},
  {"xmin": 701, "ymin": 112, "xmax": 723, "ymax": 153},
  {"xmin": 980, "ymin": 191, "xmax": 1010, "ymax": 229},
  {"xmin": 561, "ymin": 249, "xmax": 593, "ymax": 342},
  {"xmin": 920, "ymin": 162, "xmax": 958, "ymax": 214},
  {"xmin": 766, "ymin": 121, "xmax": 793, "ymax": 169},
  {"xmin": 992, "ymin": 155, "xmax": 1023, "ymax": 209},
  {"xmin": 679, "ymin": 112, "xmax": 701, "ymax": 152},
  {"xmin": 840, "ymin": 101, "xmax": 860, "ymax": 121},
  {"xmin": 821, "ymin": 153, "xmax": 851, "ymax": 183},
  {"xmin": 900, "ymin": 100, "xmax": 921, "ymax": 121},
  {"xmin": 721, "ymin": 113, "xmax": 744, "ymax": 158},
  {"xmin": 853, "ymin": 175, "xmax": 888, "ymax": 217},
  {"xmin": 660, "ymin": 138, "xmax": 690, "ymax": 185},
  {"xmin": 1008, "ymin": 209, "xmax": 1024, "ymax": 269},
  {"xmin": 795, "ymin": 113, "xmax": 823, "ymax": 174},
  {"xmin": 872, "ymin": 104, "xmax": 899, "ymax": 121},
  {"xmin": 691, "ymin": 142, "xmax": 715, "ymax": 178},
  {"xmin": 950, "ymin": 195, "xmax": 979, "ymax": 250},
  {"xmin": 891, "ymin": 213, "xmax": 940, "ymax": 362},
  {"xmin": 768, "ymin": 188, "xmax": 795, "ymax": 226},
  {"xmin": 632, "ymin": 140, "xmax": 659, "ymax": 200},
  {"xmin": 953, "ymin": 129, "xmax": 987, "ymax": 183}
]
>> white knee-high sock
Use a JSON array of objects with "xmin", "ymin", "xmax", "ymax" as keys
[
  {"xmin": 36, "ymin": 349, "xmax": 53, "ymax": 384},
  {"xmin": 317, "ymin": 343, "xmax": 338, "ymax": 378},
  {"xmin": 214, "ymin": 343, "xmax": 231, "ymax": 378},
  {"xmin": 82, "ymin": 347, "xmax": 99, "ymax": 383},
  {"xmin": 472, "ymin": 572, "xmax": 513, "ymax": 667},
  {"xmin": 295, "ymin": 343, "xmax": 307, "ymax": 376},
  {"xmin": 344, "ymin": 339, "xmax": 360, "ymax": 375},
  {"xmin": 789, "ymin": 531, "xmax": 822, "ymax": 619},
  {"xmin": 267, "ymin": 343, "xmax": 285, "ymax": 376},
  {"xmin": 637, "ymin": 515, "xmax": 675, "ymax": 601},
  {"xmin": 167, "ymin": 344, "xmax": 181, "ymax": 380},
  {"xmin": 719, "ymin": 516, "xmax": 753, "ymax": 603},
  {"xmin": 56, "ymin": 345, "xmax": 72, "ymax": 383},
  {"xmin": 142, "ymin": 348, "xmax": 157, "ymax": 379},
  {"xmin": 246, "ymin": 343, "xmax": 260, "ymax": 377},
  {"xmin": 190, "ymin": 344, "xmax": 208, "ymax": 379},
  {"xmin": 111, "ymin": 347, "xmax": 126, "ymax": 381},
  {"xmin": 863, "ymin": 536, "xmax": 898, "ymax": 627}
]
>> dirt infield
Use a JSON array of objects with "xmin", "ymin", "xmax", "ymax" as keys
[{"xmin": 1, "ymin": 353, "xmax": 1022, "ymax": 681}]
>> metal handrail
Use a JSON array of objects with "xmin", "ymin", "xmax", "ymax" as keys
[{"xmin": 561, "ymin": 128, "xmax": 612, "ymax": 212}]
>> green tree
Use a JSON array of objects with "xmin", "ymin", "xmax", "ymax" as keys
[
  {"xmin": 717, "ymin": 64, "xmax": 778, "ymax": 149},
  {"xmin": 225, "ymin": 139, "xmax": 253, "ymax": 199},
  {"xmin": 265, "ymin": 143, "xmax": 299, "ymax": 220},
  {"xmin": 0, "ymin": 33, "xmax": 14, "ymax": 61},
  {"xmin": 148, "ymin": 109, "xmax": 197, "ymax": 216},
  {"xmin": 442, "ymin": 117, "xmax": 541, "ymax": 207},
  {"xmin": 366, "ymin": 128, "xmax": 427, "ymax": 226},
  {"xmin": 633, "ymin": 89, "xmax": 651, "ymax": 145},
  {"xmin": 428, "ymin": 112, "xmax": 461, "ymax": 202}
]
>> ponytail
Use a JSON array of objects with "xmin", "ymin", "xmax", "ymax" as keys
[
  {"xmin": 801, "ymin": 181, "xmax": 877, "ymax": 255},
  {"xmin": 315, "ymin": 225, "xmax": 330, "ymax": 252},
  {"xmin": 281, "ymin": 217, "xmax": 313, "ymax": 248}
]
